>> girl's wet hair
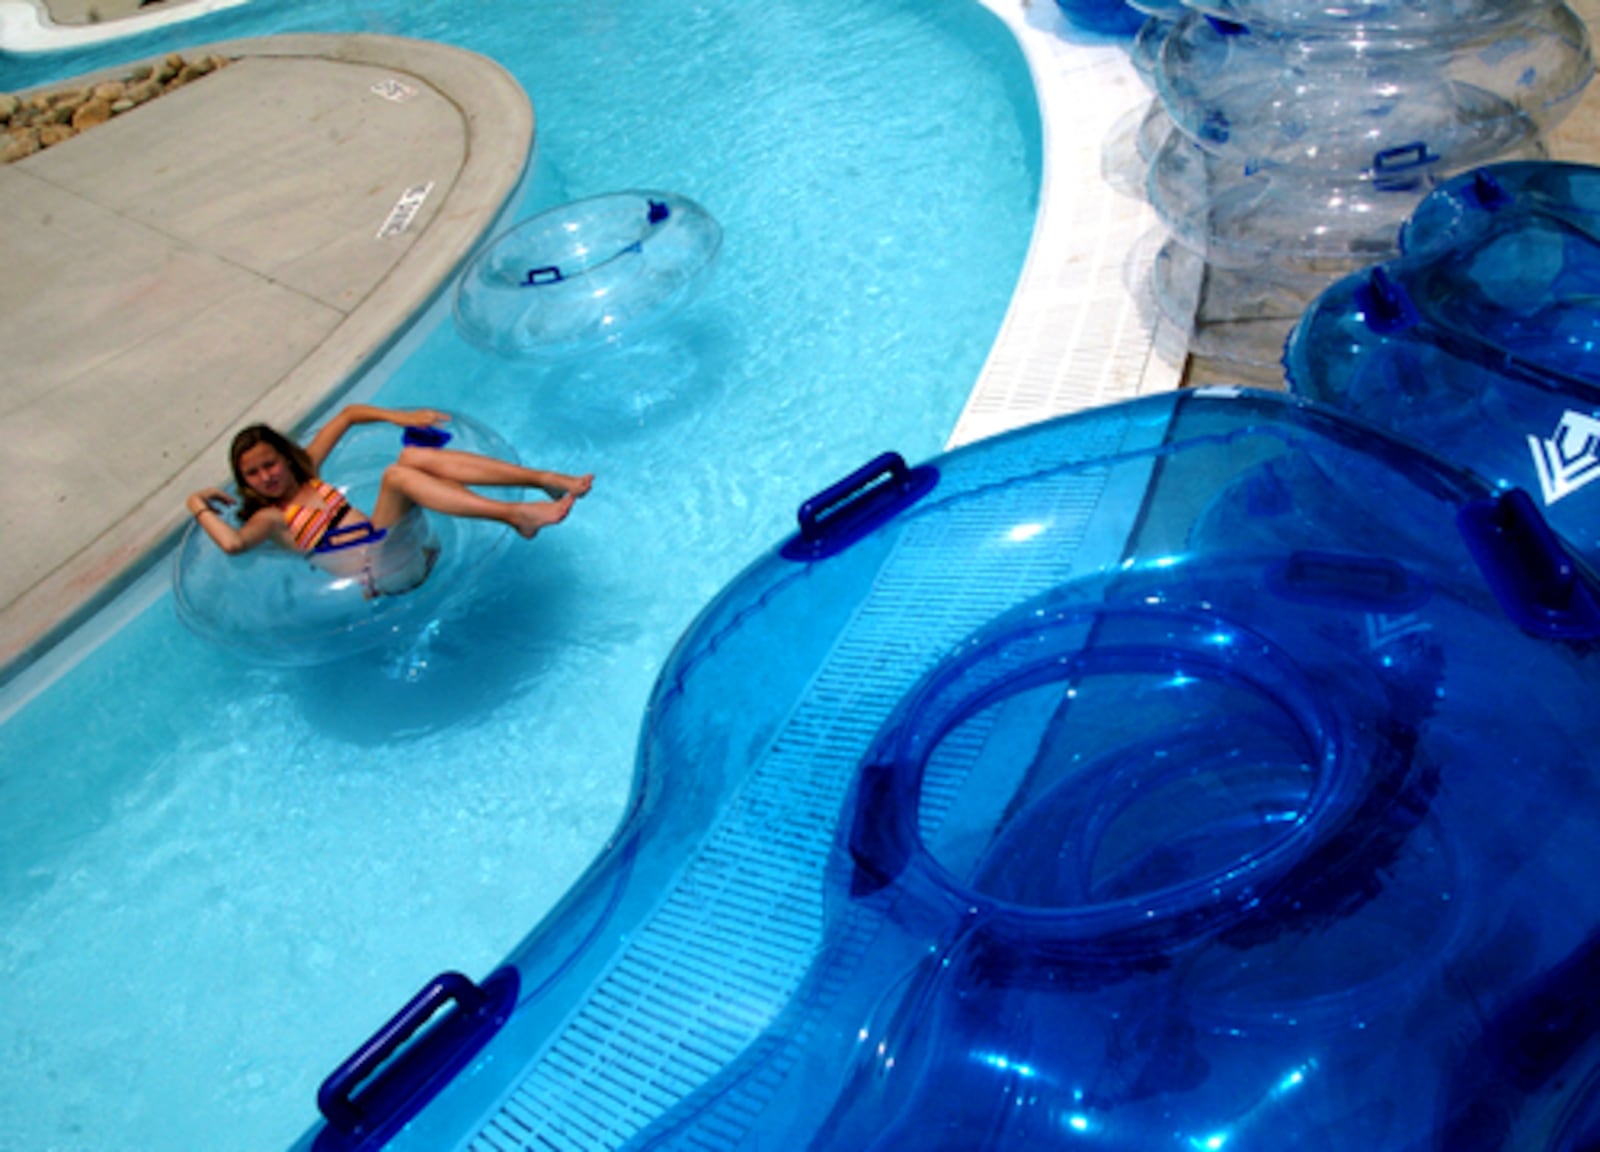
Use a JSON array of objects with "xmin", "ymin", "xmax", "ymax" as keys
[{"xmin": 229, "ymin": 424, "xmax": 316, "ymax": 520}]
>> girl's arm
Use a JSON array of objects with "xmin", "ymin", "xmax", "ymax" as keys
[
  {"xmin": 303, "ymin": 404, "xmax": 450, "ymax": 471},
  {"xmin": 187, "ymin": 489, "xmax": 282, "ymax": 555}
]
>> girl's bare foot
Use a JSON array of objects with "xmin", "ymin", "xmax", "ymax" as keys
[
  {"xmin": 540, "ymin": 473, "xmax": 594, "ymax": 499},
  {"xmin": 511, "ymin": 493, "xmax": 576, "ymax": 539},
  {"xmin": 537, "ymin": 473, "xmax": 595, "ymax": 499}
]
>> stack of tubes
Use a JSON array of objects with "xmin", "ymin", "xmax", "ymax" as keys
[{"xmin": 1061, "ymin": 0, "xmax": 1595, "ymax": 369}]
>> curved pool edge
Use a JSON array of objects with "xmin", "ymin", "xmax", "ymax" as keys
[
  {"xmin": 0, "ymin": 32, "xmax": 533, "ymax": 685},
  {"xmin": 950, "ymin": 0, "xmax": 1181, "ymax": 449}
]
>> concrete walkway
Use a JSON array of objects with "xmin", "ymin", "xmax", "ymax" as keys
[{"xmin": 0, "ymin": 33, "xmax": 531, "ymax": 672}]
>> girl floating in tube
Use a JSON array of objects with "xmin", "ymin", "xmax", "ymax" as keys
[{"xmin": 185, "ymin": 404, "xmax": 592, "ymax": 598}]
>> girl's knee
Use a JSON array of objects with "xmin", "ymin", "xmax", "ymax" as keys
[
  {"xmin": 396, "ymin": 445, "xmax": 435, "ymax": 469},
  {"xmin": 382, "ymin": 461, "xmax": 420, "ymax": 489}
]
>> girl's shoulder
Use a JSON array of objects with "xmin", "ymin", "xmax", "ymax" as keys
[{"xmin": 244, "ymin": 503, "xmax": 289, "ymax": 532}]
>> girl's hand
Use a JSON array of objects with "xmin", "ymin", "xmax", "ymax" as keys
[
  {"xmin": 401, "ymin": 408, "xmax": 450, "ymax": 428},
  {"xmin": 189, "ymin": 487, "xmax": 235, "ymax": 513}
]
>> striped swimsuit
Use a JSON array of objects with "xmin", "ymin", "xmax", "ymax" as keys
[{"xmin": 281, "ymin": 480, "xmax": 350, "ymax": 552}]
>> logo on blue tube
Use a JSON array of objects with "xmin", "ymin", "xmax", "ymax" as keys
[{"xmin": 1528, "ymin": 410, "xmax": 1600, "ymax": 505}]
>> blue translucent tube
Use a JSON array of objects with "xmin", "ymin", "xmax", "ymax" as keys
[
  {"xmin": 311, "ymin": 388, "xmax": 1600, "ymax": 1152},
  {"xmin": 1145, "ymin": 6, "xmax": 1590, "ymax": 280},
  {"xmin": 1285, "ymin": 161, "xmax": 1600, "ymax": 570},
  {"xmin": 1402, "ymin": 158, "xmax": 1600, "ymax": 257},
  {"xmin": 1053, "ymin": 0, "xmax": 1147, "ymax": 36}
]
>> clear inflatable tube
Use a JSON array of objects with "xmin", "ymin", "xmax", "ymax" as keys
[
  {"xmin": 172, "ymin": 413, "xmax": 517, "ymax": 666},
  {"xmin": 451, "ymin": 190, "xmax": 722, "ymax": 359},
  {"xmin": 1190, "ymin": 0, "xmax": 1582, "ymax": 41},
  {"xmin": 1145, "ymin": 127, "xmax": 1448, "ymax": 269},
  {"xmin": 1155, "ymin": 7, "xmax": 1591, "ymax": 176},
  {"xmin": 291, "ymin": 389, "xmax": 1600, "ymax": 1152}
]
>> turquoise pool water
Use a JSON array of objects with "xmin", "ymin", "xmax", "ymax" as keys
[{"xmin": 0, "ymin": 0, "xmax": 1039, "ymax": 1147}]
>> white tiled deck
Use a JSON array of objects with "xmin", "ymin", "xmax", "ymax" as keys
[{"xmin": 951, "ymin": 0, "xmax": 1184, "ymax": 449}]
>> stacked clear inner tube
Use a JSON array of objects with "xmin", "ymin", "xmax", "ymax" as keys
[{"xmin": 1118, "ymin": 0, "xmax": 1595, "ymax": 369}]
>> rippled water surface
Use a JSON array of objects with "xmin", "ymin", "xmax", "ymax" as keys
[{"xmin": 0, "ymin": 0, "xmax": 1038, "ymax": 1147}]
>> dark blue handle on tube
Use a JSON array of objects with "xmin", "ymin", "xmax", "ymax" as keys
[
  {"xmin": 522, "ymin": 265, "xmax": 564, "ymax": 286},
  {"xmin": 313, "ymin": 524, "xmax": 388, "ymax": 554},
  {"xmin": 401, "ymin": 425, "xmax": 452, "ymax": 449},
  {"xmin": 312, "ymin": 968, "xmax": 519, "ymax": 1151},
  {"xmin": 1459, "ymin": 488, "xmax": 1600, "ymax": 640},
  {"xmin": 781, "ymin": 451, "xmax": 938, "ymax": 562}
]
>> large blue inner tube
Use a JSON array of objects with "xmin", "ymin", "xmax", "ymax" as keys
[{"xmin": 293, "ymin": 388, "xmax": 1600, "ymax": 1152}]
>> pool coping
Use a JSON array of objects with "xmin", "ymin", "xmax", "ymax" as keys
[{"xmin": 953, "ymin": 0, "xmax": 1181, "ymax": 449}]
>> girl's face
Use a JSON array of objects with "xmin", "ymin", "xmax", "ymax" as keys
[{"xmin": 237, "ymin": 443, "xmax": 294, "ymax": 501}]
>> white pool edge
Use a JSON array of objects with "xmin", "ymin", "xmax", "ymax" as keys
[
  {"xmin": 0, "ymin": 0, "xmax": 244, "ymax": 52},
  {"xmin": 951, "ymin": 0, "xmax": 1184, "ymax": 450}
]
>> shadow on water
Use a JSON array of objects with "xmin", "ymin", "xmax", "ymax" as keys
[
  {"xmin": 288, "ymin": 541, "xmax": 631, "ymax": 746},
  {"xmin": 457, "ymin": 312, "xmax": 738, "ymax": 449}
]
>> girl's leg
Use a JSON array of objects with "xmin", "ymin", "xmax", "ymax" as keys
[
  {"xmin": 397, "ymin": 446, "xmax": 593, "ymax": 499},
  {"xmin": 371, "ymin": 463, "xmax": 575, "ymax": 539}
]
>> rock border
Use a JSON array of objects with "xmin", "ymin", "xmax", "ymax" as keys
[{"xmin": 1, "ymin": 50, "xmax": 229, "ymax": 164}]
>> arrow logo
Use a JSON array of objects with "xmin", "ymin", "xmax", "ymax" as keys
[
  {"xmin": 1366, "ymin": 613, "xmax": 1430, "ymax": 650},
  {"xmin": 1529, "ymin": 410, "xmax": 1600, "ymax": 505}
]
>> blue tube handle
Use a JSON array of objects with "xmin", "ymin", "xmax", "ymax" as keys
[
  {"xmin": 1371, "ymin": 140, "xmax": 1440, "ymax": 192},
  {"xmin": 1459, "ymin": 488, "xmax": 1600, "ymax": 639},
  {"xmin": 314, "ymin": 523, "xmax": 388, "ymax": 554},
  {"xmin": 402, "ymin": 424, "xmax": 452, "ymax": 449},
  {"xmin": 797, "ymin": 453, "xmax": 908, "ymax": 541},
  {"xmin": 1355, "ymin": 266, "xmax": 1419, "ymax": 334},
  {"xmin": 317, "ymin": 972, "xmax": 484, "ymax": 1134},
  {"xmin": 782, "ymin": 451, "xmax": 939, "ymax": 562},
  {"xmin": 1373, "ymin": 141, "xmax": 1436, "ymax": 173}
]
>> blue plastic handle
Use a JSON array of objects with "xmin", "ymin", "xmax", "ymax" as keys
[
  {"xmin": 312, "ymin": 968, "xmax": 520, "ymax": 1149},
  {"xmin": 1355, "ymin": 266, "xmax": 1420, "ymax": 334},
  {"xmin": 402, "ymin": 425, "xmax": 452, "ymax": 449},
  {"xmin": 1374, "ymin": 141, "xmax": 1437, "ymax": 174},
  {"xmin": 1463, "ymin": 168, "xmax": 1512, "ymax": 213},
  {"xmin": 848, "ymin": 760, "xmax": 915, "ymax": 897},
  {"xmin": 1372, "ymin": 141, "xmax": 1441, "ymax": 192},
  {"xmin": 1458, "ymin": 488, "xmax": 1600, "ymax": 640},
  {"xmin": 797, "ymin": 453, "xmax": 910, "ymax": 536},
  {"xmin": 313, "ymin": 523, "xmax": 388, "ymax": 554},
  {"xmin": 318, "ymin": 973, "xmax": 480, "ymax": 1133},
  {"xmin": 523, "ymin": 265, "xmax": 564, "ymax": 286},
  {"xmin": 781, "ymin": 452, "xmax": 939, "ymax": 562}
]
